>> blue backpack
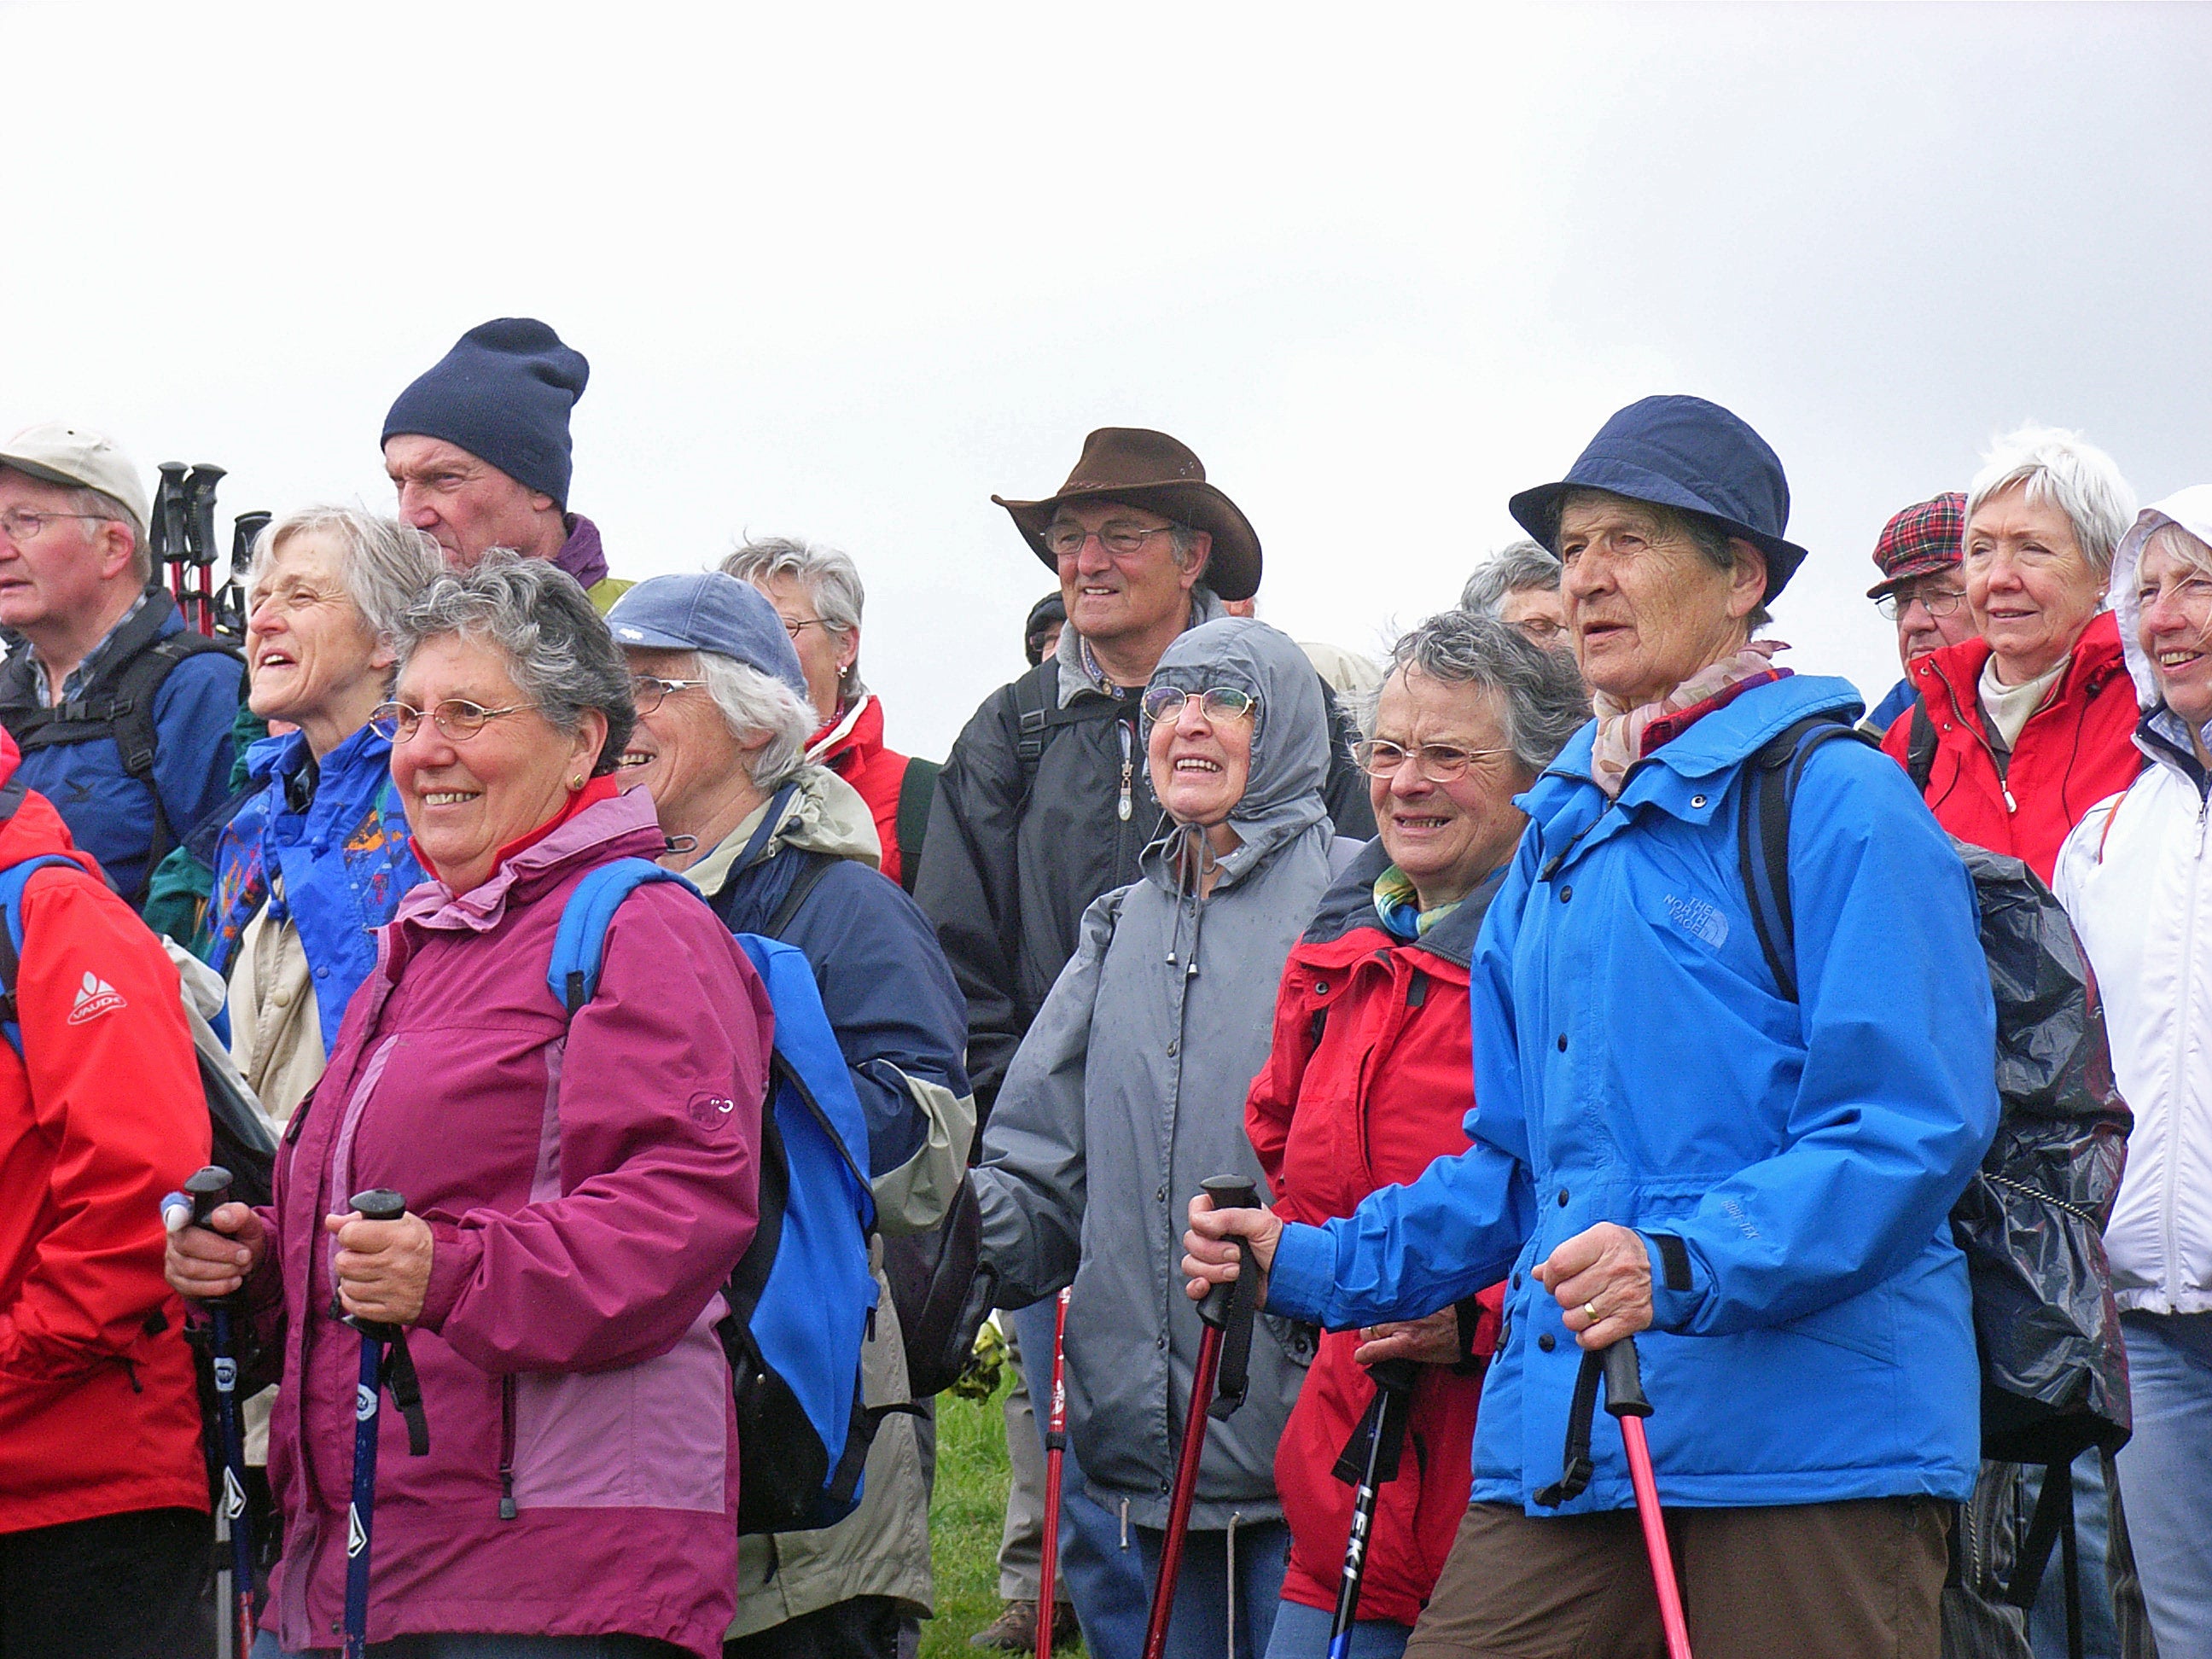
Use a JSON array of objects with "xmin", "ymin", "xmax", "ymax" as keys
[{"xmin": 547, "ymin": 857, "xmax": 883, "ymax": 1535}]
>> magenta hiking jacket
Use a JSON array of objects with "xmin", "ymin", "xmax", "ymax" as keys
[{"xmin": 247, "ymin": 789, "xmax": 771, "ymax": 1656}]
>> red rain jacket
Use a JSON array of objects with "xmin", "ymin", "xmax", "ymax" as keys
[
  {"xmin": 0, "ymin": 731, "xmax": 209, "ymax": 1534},
  {"xmin": 1881, "ymin": 610, "xmax": 2142, "ymax": 883},
  {"xmin": 810, "ymin": 694, "xmax": 917, "ymax": 885},
  {"xmin": 1246, "ymin": 844, "xmax": 1505, "ymax": 1627}
]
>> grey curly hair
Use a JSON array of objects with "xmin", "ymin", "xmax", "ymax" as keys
[
  {"xmin": 393, "ymin": 550, "xmax": 636, "ymax": 775},
  {"xmin": 1382, "ymin": 608, "xmax": 1592, "ymax": 774}
]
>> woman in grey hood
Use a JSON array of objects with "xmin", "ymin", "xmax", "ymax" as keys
[{"xmin": 975, "ymin": 617, "xmax": 1336, "ymax": 1659}]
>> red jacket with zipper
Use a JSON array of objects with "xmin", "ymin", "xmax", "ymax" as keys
[
  {"xmin": 810, "ymin": 694, "xmax": 915, "ymax": 885},
  {"xmin": 0, "ymin": 731, "xmax": 210, "ymax": 1534},
  {"xmin": 1246, "ymin": 842, "xmax": 1505, "ymax": 1627},
  {"xmin": 1881, "ymin": 609, "xmax": 2143, "ymax": 883}
]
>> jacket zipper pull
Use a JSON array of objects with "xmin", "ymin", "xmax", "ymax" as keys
[
  {"xmin": 1117, "ymin": 722, "xmax": 1134, "ymax": 822},
  {"xmin": 2003, "ymin": 784, "xmax": 2017, "ymax": 813},
  {"xmin": 498, "ymin": 1375, "xmax": 519, "ymax": 1520}
]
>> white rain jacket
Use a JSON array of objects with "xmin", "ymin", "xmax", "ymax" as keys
[{"xmin": 2056, "ymin": 486, "xmax": 2212, "ymax": 1314}]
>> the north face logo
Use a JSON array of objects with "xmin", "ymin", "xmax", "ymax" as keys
[{"xmin": 67, "ymin": 971, "xmax": 126, "ymax": 1025}]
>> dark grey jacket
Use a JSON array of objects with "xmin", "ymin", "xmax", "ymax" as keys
[
  {"xmin": 973, "ymin": 618, "xmax": 1334, "ymax": 1530},
  {"xmin": 915, "ymin": 597, "xmax": 1374, "ymax": 1110}
]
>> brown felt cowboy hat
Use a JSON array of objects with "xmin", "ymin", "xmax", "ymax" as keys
[{"xmin": 993, "ymin": 428, "xmax": 1263, "ymax": 602}]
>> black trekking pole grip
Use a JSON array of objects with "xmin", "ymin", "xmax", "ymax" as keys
[
  {"xmin": 1197, "ymin": 1175, "xmax": 1260, "ymax": 1327},
  {"xmin": 1602, "ymin": 1336, "xmax": 1653, "ymax": 1419},
  {"xmin": 349, "ymin": 1188, "xmax": 407, "ymax": 1224},
  {"xmin": 185, "ymin": 1164, "xmax": 236, "ymax": 1227}
]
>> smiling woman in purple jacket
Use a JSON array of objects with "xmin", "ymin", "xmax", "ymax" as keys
[{"xmin": 168, "ymin": 554, "xmax": 771, "ymax": 1659}]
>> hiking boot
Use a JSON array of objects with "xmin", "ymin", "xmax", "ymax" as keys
[{"xmin": 969, "ymin": 1600, "xmax": 1080, "ymax": 1651}]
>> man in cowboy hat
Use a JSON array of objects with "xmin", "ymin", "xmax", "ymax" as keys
[{"xmin": 913, "ymin": 427, "xmax": 1371, "ymax": 1655}]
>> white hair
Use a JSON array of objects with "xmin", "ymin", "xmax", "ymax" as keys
[
  {"xmin": 1460, "ymin": 538, "xmax": 1562, "ymax": 615},
  {"xmin": 1966, "ymin": 424, "xmax": 2135, "ymax": 578},
  {"xmin": 248, "ymin": 507, "xmax": 441, "ymax": 647},
  {"xmin": 693, "ymin": 650, "xmax": 817, "ymax": 791}
]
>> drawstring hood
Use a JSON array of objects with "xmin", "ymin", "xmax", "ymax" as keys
[
  {"xmin": 1140, "ymin": 620, "xmax": 1332, "ymax": 982},
  {"xmin": 2110, "ymin": 486, "xmax": 2212, "ymax": 780}
]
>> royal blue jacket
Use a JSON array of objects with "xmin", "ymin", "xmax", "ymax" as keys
[
  {"xmin": 206, "ymin": 724, "xmax": 422, "ymax": 1056},
  {"xmin": 0, "ymin": 595, "xmax": 243, "ymax": 904},
  {"xmin": 1267, "ymin": 673, "xmax": 1999, "ymax": 1513}
]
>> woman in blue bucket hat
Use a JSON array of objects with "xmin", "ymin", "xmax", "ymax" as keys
[{"xmin": 1187, "ymin": 397, "xmax": 1997, "ymax": 1659}]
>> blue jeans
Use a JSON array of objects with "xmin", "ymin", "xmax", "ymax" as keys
[
  {"xmin": 2115, "ymin": 1311, "xmax": 2212, "ymax": 1656},
  {"xmin": 1010, "ymin": 1296, "xmax": 1151, "ymax": 1659},
  {"xmin": 2024, "ymin": 1448, "xmax": 2117, "ymax": 1659},
  {"xmin": 251, "ymin": 1634, "xmax": 681, "ymax": 1656},
  {"xmin": 1261, "ymin": 1596, "xmax": 1412, "ymax": 1659},
  {"xmin": 1132, "ymin": 1520, "xmax": 1290, "ymax": 1659}
]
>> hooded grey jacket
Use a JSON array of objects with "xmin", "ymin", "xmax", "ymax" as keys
[{"xmin": 975, "ymin": 618, "xmax": 1335, "ymax": 1530}]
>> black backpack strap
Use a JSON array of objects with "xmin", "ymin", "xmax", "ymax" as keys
[
  {"xmin": 1737, "ymin": 715, "xmax": 1879, "ymax": 1004},
  {"xmin": 894, "ymin": 758, "xmax": 940, "ymax": 895},
  {"xmin": 765, "ymin": 850, "xmax": 837, "ymax": 940},
  {"xmin": 1906, "ymin": 697, "xmax": 1939, "ymax": 795}
]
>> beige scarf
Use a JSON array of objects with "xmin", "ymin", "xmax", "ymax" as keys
[{"xmin": 1588, "ymin": 640, "xmax": 1790, "ymax": 799}]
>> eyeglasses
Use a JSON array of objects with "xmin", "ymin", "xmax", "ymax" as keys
[
  {"xmin": 783, "ymin": 617, "xmax": 838, "ymax": 639},
  {"xmin": 1353, "ymin": 739, "xmax": 1515, "ymax": 782},
  {"xmin": 368, "ymin": 699, "xmax": 534, "ymax": 742},
  {"xmin": 0, "ymin": 509, "xmax": 116, "ymax": 544},
  {"xmin": 1512, "ymin": 618, "xmax": 1566, "ymax": 643},
  {"xmin": 1140, "ymin": 685, "xmax": 1260, "ymax": 725},
  {"xmin": 1875, "ymin": 585, "xmax": 1969, "ymax": 621},
  {"xmin": 1045, "ymin": 522, "xmax": 1177, "ymax": 560},
  {"xmin": 630, "ymin": 675, "xmax": 707, "ymax": 713}
]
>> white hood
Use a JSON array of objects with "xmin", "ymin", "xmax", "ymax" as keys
[{"xmin": 2112, "ymin": 484, "xmax": 2212, "ymax": 711}]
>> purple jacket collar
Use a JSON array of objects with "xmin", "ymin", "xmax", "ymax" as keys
[
  {"xmin": 556, "ymin": 513, "xmax": 609, "ymax": 591},
  {"xmin": 395, "ymin": 788, "xmax": 665, "ymax": 936}
]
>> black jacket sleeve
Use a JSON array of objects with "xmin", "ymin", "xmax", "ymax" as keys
[
  {"xmin": 912, "ymin": 681, "xmax": 1030, "ymax": 1110},
  {"xmin": 1319, "ymin": 679, "xmax": 1377, "ymax": 840}
]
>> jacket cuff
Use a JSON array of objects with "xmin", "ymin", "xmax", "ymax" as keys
[
  {"xmin": 1641, "ymin": 1231, "xmax": 1706, "ymax": 1332},
  {"xmin": 1263, "ymin": 1221, "xmax": 1336, "ymax": 1327},
  {"xmin": 416, "ymin": 1221, "xmax": 482, "ymax": 1333}
]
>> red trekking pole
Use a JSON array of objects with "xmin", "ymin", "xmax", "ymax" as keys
[
  {"xmin": 1143, "ymin": 1176, "xmax": 1261, "ymax": 1659},
  {"xmin": 1035, "ymin": 1286, "xmax": 1073, "ymax": 1659},
  {"xmin": 1534, "ymin": 1336, "xmax": 1691, "ymax": 1659}
]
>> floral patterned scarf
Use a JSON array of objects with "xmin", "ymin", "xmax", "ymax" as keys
[{"xmin": 1588, "ymin": 640, "xmax": 1791, "ymax": 799}]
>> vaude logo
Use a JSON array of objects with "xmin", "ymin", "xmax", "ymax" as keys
[{"xmin": 67, "ymin": 970, "xmax": 125, "ymax": 1025}]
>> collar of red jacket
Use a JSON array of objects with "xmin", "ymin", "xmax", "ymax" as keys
[
  {"xmin": 407, "ymin": 773, "xmax": 622, "ymax": 894},
  {"xmin": 1912, "ymin": 608, "xmax": 2127, "ymax": 734},
  {"xmin": 807, "ymin": 691, "xmax": 883, "ymax": 769}
]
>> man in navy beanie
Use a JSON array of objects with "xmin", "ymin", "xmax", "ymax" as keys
[{"xmin": 381, "ymin": 317, "xmax": 631, "ymax": 612}]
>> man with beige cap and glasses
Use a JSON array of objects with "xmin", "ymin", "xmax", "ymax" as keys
[{"xmin": 0, "ymin": 423, "xmax": 244, "ymax": 908}]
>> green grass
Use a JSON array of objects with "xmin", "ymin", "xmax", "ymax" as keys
[{"xmin": 923, "ymin": 1376, "xmax": 1016, "ymax": 1657}]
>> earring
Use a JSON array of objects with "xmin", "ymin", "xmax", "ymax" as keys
[{"xmin": 569, "ymin": 776, "xmax": 585, "ymax": 790}]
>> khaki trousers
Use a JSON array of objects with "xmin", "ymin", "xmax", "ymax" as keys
[{"xmin": 1406, "ymin": 1497, "xmax": 1948, "ymax": 1659}]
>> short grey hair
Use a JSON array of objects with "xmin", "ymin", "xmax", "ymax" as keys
[
  {"xmin": 1382, "ymin": 608, "xmax": 1591, "ymax": 774},
  {"xmin": 2144, "ymin": 518, "xmax": 2212, "ymax": 581},
  {"xmin": 394, "ymin": 550, "xmax": 635, "ymax": 774},
  {"xmin": 1966, "ymin": 424, "xmax": 2135, "ymax": 578},
  {"xmin": 692, "ymin": 649, "xmax": 817, "ymax": 792},
  {"xmin": 722, "ymin": 535, "xmax": 870, "ymax": 698},
  {"xmin": 247, "ymin": 507, "xmax": 440, "ymax": 647},
  {"xmin": 1460, "ymin": 538, "xmax": 1562, "ymax": 614},
  {"xmin": 1557, "ymin": 486, "xmax": 1773, "ymax": 632},
  {"xmin": 60, "ymin": 484, "xmax": 148, "ymax": 585}
]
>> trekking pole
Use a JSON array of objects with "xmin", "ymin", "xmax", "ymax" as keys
[
  {"xmin": 341, "ymin": 1187, "xmax": 408, "ymax": 1659},
  {"xmin": 1326, "ymin": 1358, "xmax": 1417, "ymax": 1657},
  {"xmin": 1035, "ymin": 1286, "xmax": 1073, "ymax": 1659},
  {"xmin": 153, "ymin": 462, "xmax": 191, "ymax": 611},
  {"xmin": 1534, "ymin": 1336, "xmax": 1691, "ymax": 1659},
  {"xmin": 181, "ymin": 464, "xmax": 225, "ymax": 637},
  {"xmin": 187, "ymin": 1166, "xmax": 258, "ymax": 1658},
  {"xmin": 1143, "ymin": 1175, "xmax": 1261, "ymax": 1659}
]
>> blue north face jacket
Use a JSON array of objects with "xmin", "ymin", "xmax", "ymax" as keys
[{"xmin": 1266, "ymin": 672, "xmax": 1999, "ymax": 1513}]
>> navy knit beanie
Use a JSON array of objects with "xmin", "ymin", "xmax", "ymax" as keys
[{"xmin": 381, "ymin": 318, "xmax": 590, "ymax": 504}]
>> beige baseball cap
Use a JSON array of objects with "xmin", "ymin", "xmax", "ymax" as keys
[{"xmin": 0, "ymin": 422, "xmax": 151, "ymax": 527}]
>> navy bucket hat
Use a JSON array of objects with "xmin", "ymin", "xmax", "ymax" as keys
[{"xmin": 1508, "ymin": 395, "xmax": 1811, "ymax": 602}]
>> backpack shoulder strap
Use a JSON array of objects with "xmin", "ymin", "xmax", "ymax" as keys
[
  {"xmin": 764, "ymin": 848, "xmax": 837, "ymax": 940},
  {"xmin": 894, "ymin": 758, "xmax": 940, "ymax": 894},
  {"xmin": 1905, "ymin": 697, "xmax": 1939, "ymax": 795},
  {"xmin": 546, "ymin": 856, "xmax": 690, "ymax": 1016},
  {"xmin": 733, "ymin": 933, "xmax": 875, "ymax": 1200},
  {"xmin": 1737, "ymin": 714, "xmax": 1879, "ymax": 1004},
  {"xmin": 0, "ymin": 851, "xmax": 96, "ymax": 1058}
]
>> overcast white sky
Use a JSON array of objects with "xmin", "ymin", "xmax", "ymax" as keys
[{"xmin": 5, "ymin": 1, "xmax": 2206, "ymax": 757}]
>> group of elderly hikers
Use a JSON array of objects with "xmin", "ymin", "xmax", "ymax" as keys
[{"xmin": 1, "ymin": 317, "xmax": 2203, "ymax": 1659}]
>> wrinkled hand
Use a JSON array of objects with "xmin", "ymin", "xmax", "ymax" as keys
[
  {"xmin": 165, "ymin": 1202, "xmax": 267, "ymax": 1301},
  {"xmin": 1180, "ymin": 1193, "xmax": 1282, "ymax": 1308},
  {"xmin": 1533, "ymin": 1221, "xmax": 1653, "ymax": 1351},
  {"xmin": 324, "ymin": 1210, "xmax": 434, "ymax": 1326},
  {"xmin": 1353, "ymin": 1307, "xmax": 1462, "ymax": 1368}
]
